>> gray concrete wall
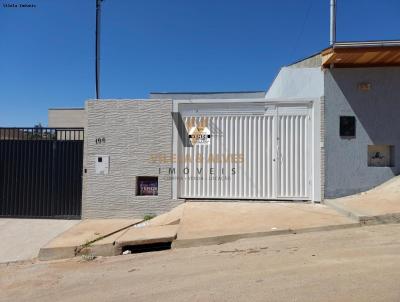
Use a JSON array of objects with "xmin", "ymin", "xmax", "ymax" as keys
[
  {"xmin": 324, "ymin": 67, "xmax": 400, "ymax": 198},
  {"xmin": 48, "ymin": 108, "xmax": 86, "ymax": 128},
  {"xmin": 83, "ymin": 99, "xmax": 182, "ymax": 219},
  {"xmin": 265, "ymin": 67, "xmax": 324, "ymax": 100},
  {"xmin": 287, "ymin": 53, "xmax": 322, "ymax": 68}
]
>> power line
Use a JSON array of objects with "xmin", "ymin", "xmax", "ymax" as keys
[{"xmin": 291, "ymin": 0, "xmax": 314, "ymax": 58}]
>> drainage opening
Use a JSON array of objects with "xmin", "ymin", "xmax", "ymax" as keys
[{"xmin": 121, "ymin": 242, "xmax": 172, "ymax": 254}]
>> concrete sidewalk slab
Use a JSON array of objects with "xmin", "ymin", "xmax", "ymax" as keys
[
  {"xmin": 39, "ymin": 219, "xmax": 140, "ymax": 260},
  {"xmin": 77, "ymin": 227, "xmax": 131, "ymax": 257},
  {"xmin": 114, "ymin": 225, "xmax": 179, "ymax": 254},
  {"xmin": 75, "ymin": 223, "xmax": 180, "ymax": 257},
  {"xmin": 37, "ymin": 200, "xmax": 365, "ymax": 260},
  {"xmin": 325, "ymin": 175, "xmax": 400, "ymax": 224},
  {"xmin": 173, "ymin": 223, "xmax": 361, "ymax": 248},
  {"xmin": 146, "ymin": 204, "xmax": 185, "ymax": 226},
  {"xmin": 174, "ymin": 202, "xmax": 357, "ymax": 247},
  {"xmin": 0, "ymin": 219, "xmax": 78, "ymax": 263}
]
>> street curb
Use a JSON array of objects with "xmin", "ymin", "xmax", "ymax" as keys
[
  {"xmin": 324, "ymin": 200, "xmax": 400, "ymax": 225},
  {"xmin": 38, "ymin": 246, "xmax": 76, "ymax": 261},
  {"xmin": 359, "ymin": 213, "xmax": 400, "ymax": 225},
  {"xmin": 324, "ymin": 199, "xmax": 364, "ymax": 221},
  {"xmin": 172, "ymin": 223, "xmax": 361, "ymax": 249}
]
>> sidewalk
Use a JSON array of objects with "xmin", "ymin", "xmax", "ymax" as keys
[
  {"xmin": 0, "ymin": 219, "xmax": 78, "ymax": 263},
  {"xmin": 173, "ymin": 202, "xmax": 358, "ymax": 248},
  {"xmin": 38, "ymin": 202, "xmax": 358, "ymax": 260},
  {"xmin": 38, "ymin": 205, "xmax": 185, "ymax": 260},
  {"xmin": 38, "ymin": 219, "xmax": 141, "ymax": 260},
  {"xmin": 36, "ymin": 177, "xmax": 400, "ymax": 260},
  {"xmin": 325, "ymin": 176, "xmax": 400, "ymax": 224}
]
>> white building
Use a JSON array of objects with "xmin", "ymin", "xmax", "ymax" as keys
[{"xmin": 49, "ymin": 41, "xmax": 400, "ymax": 218}]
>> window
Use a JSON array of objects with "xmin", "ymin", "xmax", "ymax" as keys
[
  {"xmin": 136, "ymin": 176, "xmax": 158, "ymax": 196},
  {"xmin": 368, "ymin": 145, "xmax": 395, "ymax": 167},
  {"xmin": 340, "ymin": 116, "xmax": 356, "ymax": 138}
]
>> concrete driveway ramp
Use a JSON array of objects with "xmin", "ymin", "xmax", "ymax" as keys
[
  {"xmin": 39, "ymin": 219, "xmax": 141, "ymax": 261},
  {"xmin": 37, "ymin": 201, "xmax": 366, "ymax": 260},
  {"xmin": 38, "ymin": 212, "xmax": 183, "ymax": 260},
  {"xmin": 146, "ymin": 204, "xmax": 184, "ymax": 226},
  {"xmin": 173, "ymin": 202, "xmax": 357, "ymax": 248},
  {"xmin": 325, "ymin": 175, "xmax": 400, "ymax": 224},
  {"xmin": 114, "ymin": 225, "xmax": 179, "ymax": 254}
]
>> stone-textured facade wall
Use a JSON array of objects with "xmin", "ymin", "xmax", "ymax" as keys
[{"xmin": 82, "ymin": 100, "xmax": 183, "ymax": 219}]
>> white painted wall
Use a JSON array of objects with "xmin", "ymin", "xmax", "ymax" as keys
[
  {"xmin": 173, "ymin": 98, "xmax": 322, "ymax": 202},
  {"xmin": 264, "ymin": 66, "xmax": 324, "ymax": 202}
]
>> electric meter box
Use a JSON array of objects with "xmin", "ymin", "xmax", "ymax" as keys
[{"xmin": 95, "ymin": 155, "xmax": 109, "ymax": 175}]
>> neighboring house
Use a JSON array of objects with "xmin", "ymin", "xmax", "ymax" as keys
[
  {"xmin": 48, "ymin": 108, "xmax": 86, "ymax": 128},
  {"xmin": 48, "ymin": 40, "xmax": 400, "ymax": 219},
  {"xmin": 48, "ymin": 108, "xmax": 86, "ymax": 140},
  {"xmin": 0, "ymin": 128, "xmax": 28, "ymax": 140}
]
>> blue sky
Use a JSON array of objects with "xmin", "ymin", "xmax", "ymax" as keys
[{"xmin": 0, "ymin": 0, "xmax": 399, "ymax": 126}]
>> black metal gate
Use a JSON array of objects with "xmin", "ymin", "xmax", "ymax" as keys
[{"xmin": 0, "ymin": 128, "xmax": 84, "ymax": 218}]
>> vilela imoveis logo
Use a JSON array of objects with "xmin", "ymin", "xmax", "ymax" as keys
[{"xmin": 186, "ymin": 117, "xmax": 211, "ymax": 146}]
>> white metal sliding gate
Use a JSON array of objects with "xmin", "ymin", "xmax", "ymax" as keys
[{"xmin": 178, "ymin": 104, "xmax": 311, "ymax": 200}]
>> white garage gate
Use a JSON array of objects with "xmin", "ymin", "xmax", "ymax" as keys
[{"xmin": 177, "ymin": 102, "xmax": 313, "ymax": 200}]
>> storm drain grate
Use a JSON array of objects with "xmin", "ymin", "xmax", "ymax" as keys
[{"xmin": 121, "ymin": 242, "xmax": 172, "ymax": 254}]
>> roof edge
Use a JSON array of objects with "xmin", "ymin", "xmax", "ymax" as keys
[
  {"xmin": 48, "ymin": 107, "xmax": 85, "ymax": 110},
  {"xmin": 333, "ymin": 40, "xmax": 400, "ymax": 48},
  {"xmin": 149, "ymin": 91, "xmax": 265, "ymax": 95}
]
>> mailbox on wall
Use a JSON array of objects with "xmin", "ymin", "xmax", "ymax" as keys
[{"xmin": 95, "ymin": 155, "xmax": 109, "ymax": 175}]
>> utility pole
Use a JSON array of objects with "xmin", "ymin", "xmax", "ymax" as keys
[
  {"xmin": 95, "ymin": 0, "xmax": 102, "ymax": 99},
  {"xmin": 330, "ymin": 0, "xmax": 336, "ymax": 46}
]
